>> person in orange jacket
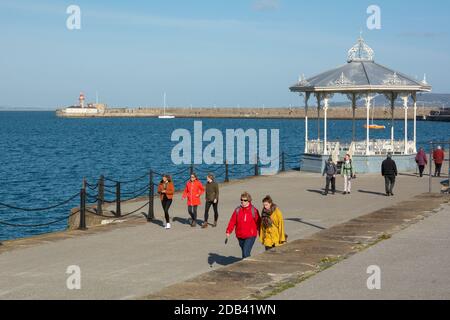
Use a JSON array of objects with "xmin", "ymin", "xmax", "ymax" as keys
[
  {"xmin": 182, "ymin": 173, "xmax": 205, "ymax": 227},
  {"xmin": 226, "ymin": 192, "xmax": 261, "ymax": 259},
  {"xmin": 157, "ymin": 174, "xmax": 175, "ymax": 229}
]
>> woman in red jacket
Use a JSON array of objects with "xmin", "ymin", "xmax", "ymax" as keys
[
  {"xmin": 226, "ymin": 192, "xmax": 261, "ymax": 259},
  {"xmin": 182, "ymin": 173, "xmax": 205, "ymax": 227},
  {"xmin": 433, "ymin": 146, "xmax": 445, "ymax": 177}
]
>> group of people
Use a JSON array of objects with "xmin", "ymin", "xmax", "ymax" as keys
[
  {"xmin": 157, "ymin": 173, "xmax": 287, "ymax": 259},
  {"xmin": 415, "ymin": 146, "xmax": 445, "ymax": 178},
  {"xmin": 322, "ymin": 154, "xmax": 355, "ymax": 196},
  {"xmin": 322, "ymin": 145, "xmax": 445, "ymax": 198},
  {"xmin": 157, "ymin": 173, "xmax": 219, "ymax": 229}
]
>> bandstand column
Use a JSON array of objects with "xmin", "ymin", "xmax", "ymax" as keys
[
  {"xmin": 352, "ymin": 94, "xmax": 356, "ymax": 142},
  {"xmin": 402, "ymin": 94, "xmax": 409, "ymax": 155},
  {"xmin": 413, "ymin": 93, "xmax": 417, "ymax": 153},
  {"xmin": 323, "ymin": 96, "xmax": 329, "ymax": 155},
  {"xmin": 390, "ymin": 93, "xmax": 395, "ymax": 147},
  {"xmin": 304, "ymin": 93, "xmax": 310, "ymax": 154},
  {"xmin": 365, "ymin": 95, "xmax": 372, "ymax": 155},
  {"xmin": 316, "ymin": 93, "xmax": 321, "ymax": 143}
]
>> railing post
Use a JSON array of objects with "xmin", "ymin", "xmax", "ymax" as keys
[
  {"xmin": 254, "ymin": 155, "xmax": 259, "ymax": 176},
  {"xmin": 97, "ymin": 175, "xmax": 104, "ymax": 215},
  {"xmin": 224, "ymin": 160, "xmax": 229, "ymax": 183},
  {"xmin": 79, "ymin": 178, "xmax": 87, "ymax": 230},
  {"xmin": 116, "ymin": 181, "xmax": 121, "ymax": 217},
  {"xmin": 429, "ymin": 142, "xmax": 433, "ymax": 193},
  {"xmin": 147, "ymin": 170, "xmax": 154, "ymax": 221},
  {"xmin": 448, "ymin": 141, "xmax": 450, "ymax": 179},
  {"xmin": 190, "ymin": 164, "xmax": 194, "ymax": 176},
  {"xmin": 281, "ymin": 152, "xmax": 286, "ymax": 172}
]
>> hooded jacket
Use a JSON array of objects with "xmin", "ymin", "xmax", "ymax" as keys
[
  {"xmin": 226, "ymin": 203, "xmax": 260, "ymax": 239},
  {"xmin": 433, "ymin": 149, "xmax": 445, "ymax": 165},
  {"xmin": 182, "ymin": 180, "xmax": 204, "ymax": 206},
  {"xmin": 259, "ymin": 206, "xmax": 286, "ymax": 248},
  {"xmin": 415, "ymin": 150, "xmax": 428, "ymax": 166}
]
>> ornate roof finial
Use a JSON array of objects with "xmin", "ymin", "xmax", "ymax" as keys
[
  {"xmin": 298, "ymin": 74, "xmax": 310, "ymax": 87},
  {"xmin": 422, "ymin": 74, "xmax": 428, "ymax": 85},
  {"xmin": 347, "ymin": 34, "xmax": 375, "ymax": 63}
]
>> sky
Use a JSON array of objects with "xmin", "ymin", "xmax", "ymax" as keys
[{"xmin": 1, "ymin": 0, "xmax": 449, "ymax": 109}]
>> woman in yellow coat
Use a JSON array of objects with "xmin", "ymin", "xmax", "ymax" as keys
[{"xmin": 260, "ymin": 195, "xmax": 286, "ymax": 250}]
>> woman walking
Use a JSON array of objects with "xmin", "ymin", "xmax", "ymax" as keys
[
  {"xmin": 226, "ymin": 192, "xmax": 260, "ymax": 259},
  {"xmin": 182, "ymin": 173, "xmax": 205, "ymax": 227},
  {"xmin": 341, "ymin": 154, "xmax": 354, "ymax": 195},
  {"xmin": 415, "ymin": 148, "xmax": 428, "ymax": 178},
  {"xmin": 259, "ymin": 195, "xmax": 286, "ymax": 251},
  {"xmin": 157, "ymin": 175, "xmax": 175, "ymax": 229},
  {"xmin": 202, "ymin": 173, "xmax": 219, "ymax": 229}
]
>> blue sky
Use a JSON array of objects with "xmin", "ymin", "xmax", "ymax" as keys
[{"xmin": 1, "ymin": 0, "xmax": 449, "ymax": 109}]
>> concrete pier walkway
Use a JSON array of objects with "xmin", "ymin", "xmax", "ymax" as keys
[
  {"xmin": 0, "ymin": 170, "xmax": 447, "ymax": 299},
  {"xmin": 270, "ymin": 203, "xmax": 450, "ymax": 300}
]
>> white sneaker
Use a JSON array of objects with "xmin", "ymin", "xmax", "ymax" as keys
[{"xmin": 165, "ymin": 223, "xmax": 171, "ymax": 229}]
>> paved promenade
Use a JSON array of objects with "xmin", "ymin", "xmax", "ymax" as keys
[
  {"xmin": 271, "ymin": 203, "xmax": 450, "ymax": 300},
  {"xmin": 0, "ymin": 170, "xmax": 447, "ymax": 299}
]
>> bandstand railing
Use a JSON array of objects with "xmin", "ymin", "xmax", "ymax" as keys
[{"xmin": 307, "ymin": 140, "xmax": 416, "ymax": 156}]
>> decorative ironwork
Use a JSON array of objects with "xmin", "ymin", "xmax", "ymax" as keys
[
  {"xmin": 298, "ymin": 74, "xmax": 310, "ymax": 87},
  {"xmin": 383, "ymin": 72, "xmax": 405, "ymax": 86},
  {"xmin": 347, "ymin": 36, "xmax": 375, "ymax": 62},
  {"xmin": 331, "ymin": 72, "xmax": 355, "ymax": 87}
]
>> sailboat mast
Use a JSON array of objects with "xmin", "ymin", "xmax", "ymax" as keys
[{"xmin": 163, "ymin": 92, "xmax": 166, "ymax": 116}]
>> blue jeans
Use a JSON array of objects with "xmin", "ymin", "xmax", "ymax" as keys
[{"xmin": 238, "ymin": 237, "xmax": 256, "ymax": 259}]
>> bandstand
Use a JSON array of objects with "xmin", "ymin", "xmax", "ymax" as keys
[{"xmin": 290, "ymin": 36, "xmax": 432, "ymax": 173}]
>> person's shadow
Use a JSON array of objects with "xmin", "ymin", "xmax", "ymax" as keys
[
  {"xmin": 358, "ymin": 190, "xmax": 388, "ymax": 197},
  {"xmin": 307, "ymin": 189, "xmax": 324, "ymax": 195},
  {"xmin": 207, "ymin": 253, "xmax": 241, "ymax": 267},
  {"xmin": 172, "ymin": 217, "xmax": 191, "ymax": 225},
  {"xmin": 149, "ymin": 219, "xmax": 165, "ymax": 227}
]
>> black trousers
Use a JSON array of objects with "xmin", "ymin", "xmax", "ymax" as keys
[
  {"xmin": 418, "ymin": 165, "xmax": 425, "ymax": 177},
  {"xmin": 204, "ymin": 201, "xmax": 219, "ymax": 222},
  {"xmin": 435, "ymin": 163, "xmax": 443, "ymax": 177},
  {"xmin": 384, "ymin": 175, "xmax": 396, "ymax": 194},
  {"xmin": 161, "ymin": 198, "xmax": 172, "ymax": 223},
  {"xmin": 325, "ymin": 176, "xmax": 336, "ymax": 194},
  {"xmin": 188, "ymin": 206, "xmax": 198, "ymax": 221}
]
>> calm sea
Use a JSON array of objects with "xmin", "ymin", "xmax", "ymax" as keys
[{"xmin": 0, "ymin": 111, "xmax": 448, "ymax": 241}]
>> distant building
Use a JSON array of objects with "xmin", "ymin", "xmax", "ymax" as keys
[{"xmin": 56, "ymin": 93, "xmax": 107, "ymax": 116}]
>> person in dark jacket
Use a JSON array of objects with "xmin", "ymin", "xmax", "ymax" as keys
[
  {"xmin": 382, "ymin": 153, "xmax": 398, "ymax": 196},
  {"xmin": 202, "ymin": 173, "xmax": 219, "ymax": 228},
  {"xmin": 322, "ymin": 157, "xmax": 337, "ymax": 196},
  {"xmin": 226, "ymin": 192, "xmax": 261, "ymax": 259}
]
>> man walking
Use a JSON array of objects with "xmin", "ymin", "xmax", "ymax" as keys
[
  {"xmin": 433, "ymin": 146, "xmax": 445, "ymax": 177},
  {"xmin": 382, "ymin": 153, "xmax": 398, "ymax": 196},
  {"xmin": 322, "ymin": 157, "xmax": 337, "ymax": 196}
]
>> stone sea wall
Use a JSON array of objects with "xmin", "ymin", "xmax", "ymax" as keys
[{"xmin": 56, "ymin": 106, "xmax": 437, "ymax": 120}]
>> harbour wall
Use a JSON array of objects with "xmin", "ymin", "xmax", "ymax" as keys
[{"xmin": 56, "ymin": 107, "xmax": 438, "ymax": 120}]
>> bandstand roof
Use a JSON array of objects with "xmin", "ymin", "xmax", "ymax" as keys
[{"xmin": 290, "ymin": 36, "xmax": 432, "ymax": 95}]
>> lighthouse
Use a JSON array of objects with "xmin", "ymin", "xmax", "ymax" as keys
[{"xmin": 79, "ymin": 92, "xmax": 85, "ymax": 109}]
